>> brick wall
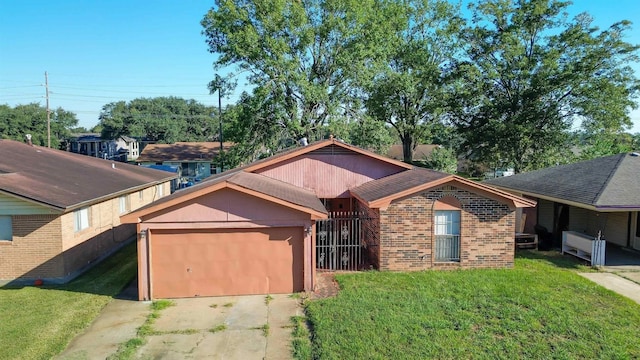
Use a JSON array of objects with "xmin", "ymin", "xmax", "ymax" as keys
[
  {"xmin": 379, "ymin": 185, "xmax": 515, "ymax": 271},
  {"xmin": 0, "ymin": 181, "xmax": 171, "ymax": 283},
  {"xmin": 0, "ymin": 215, "xmax": 64, "ymax": 280}
]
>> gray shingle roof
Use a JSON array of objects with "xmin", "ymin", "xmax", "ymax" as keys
[
  {"xmin": 0, "ymin": 140, "xmax": 177, "ymax": 211},
  {"xmin": 484, "ymin": 153, "xmax": 640, "ymax": 209},
  {"xmin": 351, "ymin": 167, "xmax": 449, "ymax": 203}
]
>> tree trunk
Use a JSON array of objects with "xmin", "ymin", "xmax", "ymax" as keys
[{"xmin": 402, "ymin": 135, "xmax": 414, "ymax": 163}]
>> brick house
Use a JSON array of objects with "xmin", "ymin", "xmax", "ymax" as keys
[
  {"xmin": 0, "ymin": 139, "xmax": 176, "ymax": 284},
  {"xmin": 122, "ymin": 139, "xmax": 534, "ymax": 300}
]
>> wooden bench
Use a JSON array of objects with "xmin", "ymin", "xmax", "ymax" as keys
[{"xmin": 561, "ymin": 231, "xmax": 606, "ymax": 266}]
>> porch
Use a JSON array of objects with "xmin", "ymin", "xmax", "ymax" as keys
[{"xmin": 604, "ymin": 245, "xmax": 640, "ymax": 271}]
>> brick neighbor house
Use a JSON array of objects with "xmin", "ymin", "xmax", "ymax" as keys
[
  {"xmin": 0, "ymin": 139, "xmax": 176, "ymax": 284},
  {"xmin": 121, "ymin": 139, "xmax": 534, "ymax": 300}
]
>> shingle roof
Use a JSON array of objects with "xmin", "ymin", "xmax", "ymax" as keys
[
  {"xmin": 127, "ymin": 171, "xmax": 327, "ymax": 217},
  {"xmin": 350, "ymin": 167, "xmax": 450, "ymax": 203},
  {"xmin": 0, "ymin": 140, "xmax": 177, "ymax": 211},
  {"xmin": 484, "ymin": 153, "xmax": 640, "ymax": 209},
  {"xmin": 137, "ymin": 142, "xmax": 234, "ymax": 162}
]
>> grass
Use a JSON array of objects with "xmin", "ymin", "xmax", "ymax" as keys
[
  {"xmin": 209, "ymin": 324, "xmax": 227, "ymax": 333},
  {"xmin": 253, "ymin": 323, "xmax": 270, "ymax": 337},
  {"xmin": 304, "ymin": 251, "xmax": 640, "ymax": 359},
  {"xmin": 0, "ymin": 241, "xmax": 137, "ymax": 360},
  {"xmin": 265, "ymin": 294, "xmax": 274, "ymax": 305},
  {"xmin": 290, "ymin": 316, "xmax": 312, "ymax": 359}
]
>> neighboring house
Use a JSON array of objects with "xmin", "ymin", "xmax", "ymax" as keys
[
  {"xmin": 485, "ymin": 152, "xmax": 640, "ymax": 254},
  {"xmin": 67, "ymin": 133, "xmax": 140, "ymax": 161},
  {"xmin": 386, "ymin": 144, "xmax": 440, "ymax": 162},
  {"xmin": 122, "ymin": 139, "xmax": 534, "ymax": 300},
  {"xmin": 137, "ymin": 142, "xmax": 234, "ymax": 183},
  {"xmin": 0, "ymin": 139, "xmax": 176, "ymax": 284}
]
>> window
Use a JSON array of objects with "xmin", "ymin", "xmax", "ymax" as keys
[
  {"xmin": 157, "ymin": 184, "xmax": 164, "ymax": 197},
  {"xmin": 636, "ymin": 212, "xmax": 640, "ymax": 237},
  {"xmin": 434, "ymin": 210, "xmax": 461, "ymax": 262},
  {"xmin": 0, "ymin": 216, "xmax": 12, "ymax": 241},
  {"xmin": 119, "ymin": 195, "xmax": 129, "ymax": 214},
  {"xmin": 74, "ymin": 207, "xmax": 90, "ymax": 232},
  {"xmin": 139, "ymin": 190, "xmax": 144, "ymax": 201}
]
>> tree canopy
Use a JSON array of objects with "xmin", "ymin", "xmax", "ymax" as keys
[
  {"xmin": 366, "ymin": 0, "xmax": 463, "ymax": 162},
  {"xmin": 450, "ymin": 0, "xmax": 640, "ymax": 172},
  {"xmin": 202, "ymin": 0, "xmax": 401, "ymax": 144},
  {"xmin": 98, "ymin": 97, "xmax": 217, "ymax": 143},
  {"xmin": 0, "ymin": 103, "xmax": 78, "ymax": 149}
]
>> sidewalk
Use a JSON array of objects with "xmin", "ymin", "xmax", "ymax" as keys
[{"xmin": 578, "ymin": 272, "xmax": 640, "ymax": 305}]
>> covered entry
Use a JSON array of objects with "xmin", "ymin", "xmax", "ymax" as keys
[{"xmin": 149, "ymin": 227, "xmax": 304, "ymax": 299}]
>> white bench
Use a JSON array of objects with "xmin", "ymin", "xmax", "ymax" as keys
[{"xmin": 561, "ymin": 231, "xmax": 606, "ymax": 266}]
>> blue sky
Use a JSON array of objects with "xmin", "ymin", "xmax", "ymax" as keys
[{"xmin": 1, "ymin": 0, "xmax": 639, "ymax": 133}]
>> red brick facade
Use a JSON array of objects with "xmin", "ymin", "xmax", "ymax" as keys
[{"xmin": 364, "ymin": 185, "xmax": 515, "ymax": 271}]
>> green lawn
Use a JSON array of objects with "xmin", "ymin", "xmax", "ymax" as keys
[
  {"xmin": 0, "ymin": 242, "xmax": 137, "ymax": 360},
  {"xmin": 305, "ymin": 251, "xmax": 640, "ymax": 359}
]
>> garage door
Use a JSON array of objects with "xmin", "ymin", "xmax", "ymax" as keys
[{"xmin": 150, "ymin": 227, "xmax": 304, "ymax": 299}]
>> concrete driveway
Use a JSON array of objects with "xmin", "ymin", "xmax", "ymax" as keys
[{"xmin": 57, "ymin": 294, "xmax": 303, "ymax": 360}]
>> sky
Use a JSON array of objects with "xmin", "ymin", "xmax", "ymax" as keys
[{"xmin": 1, "ymin": 0, "xmax": 640, "ymax": 133}]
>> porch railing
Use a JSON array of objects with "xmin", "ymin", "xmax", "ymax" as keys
[{"xmin": 435, "ymin": 235, "xmax": 460, "ymax": 262}]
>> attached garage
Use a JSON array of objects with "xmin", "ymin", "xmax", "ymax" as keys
[
  {"xmin": 122, "ymin": 171, "xmax": 328, "ymax": 300},
  {"xmin": 149, "ymin": 227, "xmax": 304, "ymax": 299}
]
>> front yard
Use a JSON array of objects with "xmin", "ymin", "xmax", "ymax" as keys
[
  {"xmin": 0, "ymin": 242, "xmax": 137, "ymax": 360},
  {"xmin": 304, "ymin": 252, "xmax": 640, "ymax": 359}
]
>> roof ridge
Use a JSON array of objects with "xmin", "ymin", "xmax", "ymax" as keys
[{"xmin": 592, "ymin": 153, "xmax": 626, "ymax": 205}]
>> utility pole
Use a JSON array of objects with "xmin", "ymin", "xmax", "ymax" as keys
[
  {"xmin": 45, "ymin": 71, "xmax": 51, "ymax": 148},
  {"xmin": 218, "ymin": 89, "xmax": 223, "ymax": 171}
]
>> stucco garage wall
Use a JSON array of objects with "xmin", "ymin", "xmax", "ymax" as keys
[{"xmin": 137, "ymin": 188, "xmax": 316, "ymax": 300}]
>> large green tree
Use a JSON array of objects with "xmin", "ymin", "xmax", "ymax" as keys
[
  {"xmin": 366, "ymin": 0, "xmax": 463, "ymax": 162},
  {"xmin": 451, "ymin": 0, "xmax": 640, "ymax": 172},
  {"xmin": 201, "ymin": 0, "xmax": 401, "ymax": 146},
  {"xmin": 98, "ymin": 97, "xmax": 216, "ymax": 143},
  {"xmin": 0, "ymin": 103, "xmax": 78, "ymax": 148}
]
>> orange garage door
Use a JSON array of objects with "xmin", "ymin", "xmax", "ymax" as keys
[{"xmin": 150, "ymin": 227, "xmax": 304, "ymax": 298}]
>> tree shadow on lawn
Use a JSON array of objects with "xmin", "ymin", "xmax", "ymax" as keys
[
  {"xmin": 515, "ymin": 249, "xmax": 593, "ymax": 271},
  {"xmin": 1, "ymin": 242, "xmax": 138, "ymax": 299}
]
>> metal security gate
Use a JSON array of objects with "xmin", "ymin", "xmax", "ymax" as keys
[{"xmin": 316, "ymin": 211, "xmax": 366, "ymax": 271}]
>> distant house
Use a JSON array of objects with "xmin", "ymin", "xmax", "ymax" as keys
[
  {"xmin": 0, "ymin": 139, "xmax": 176, "ymax": 284},
  {"xmin": 136, "ymin": 142, "xmax": 234, "ymax": 183},
  {"xmin": 386, "ymin": 144, "xmax": 440, "ymax": 162},
  {"xmin": 67, "ymin": 133, "xmax": 140, "ymax": 162},
  {"xmin": 485, "ymin": 152, "xmax": 640, "ymax": 256},
  {"xmin": 121, "ymin": 139, "xmax": 534, "ymax": 300}
]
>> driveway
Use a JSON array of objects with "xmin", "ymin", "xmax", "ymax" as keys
[{"xmin": 56, "ymin": 294, "xmax": 304, "ymax": 360}]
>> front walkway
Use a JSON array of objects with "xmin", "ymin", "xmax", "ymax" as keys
[{"xmin": 578, "ymin": 272, "xmax": 640, "ymax": 305}]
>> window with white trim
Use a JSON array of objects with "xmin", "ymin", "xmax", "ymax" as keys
[
  {"xmin": 74, "ymin": 207, "xmax": 90, "ymax": 232},
  {"xmin": 119, "ymin": 195, "xmax": 129, "ymax": 214},
  {"xmin": 434, "ymin": 210, "xmax": 461, "ymax": 262},
  {"xmin": 157, "ymin": 184, "xmax": 164, "ymax": 197},
  {"xmin": 0, "ymin": 216, "xmax": 12, "ymax": 241}
]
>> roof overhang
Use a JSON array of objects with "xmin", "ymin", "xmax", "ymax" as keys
[
  {"xmin": 0, "ymin": 189, "xmax": 64, "ymax": 213},
  {"xmin": 484, "ymin": 184, "xmax": 640, "ymax": 212},
  {"xmin": 120, "ymin": 180, "xmax": 328, "ymax": 224},
  {"xmin": 353, "ymin": 175, "xmax": 536, "ymax": 210}
]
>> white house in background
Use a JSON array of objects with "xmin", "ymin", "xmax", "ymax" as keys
[{"xmin": 67, "ymin": 133, "xmax": 140, "ymax": 162}]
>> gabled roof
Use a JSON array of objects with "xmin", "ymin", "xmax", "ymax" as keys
[
  {"xmin": 351, "ymin": 167, "xmax": 536, "ymax": 209},
  {"xmin": 137, "ymin": 142, "xmax": 234, "ymax": 162},
  {"xmin": 484, "ymin": 152, "xmax": 640, "ymax": 210},
  {"xmin": 241, "ymin": 139, "xmax": 413, "ymax": 173},
  {"xmin": 0, "ymin": 140, "xmax": 177, "ymax": 211},
  {"xmin": 121, "ymin": 171, "xmax": 328, "ymax": 223}
]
